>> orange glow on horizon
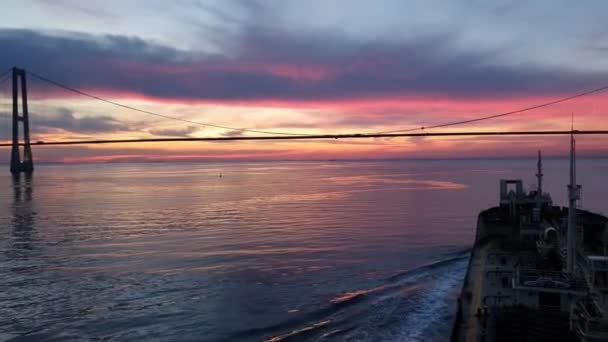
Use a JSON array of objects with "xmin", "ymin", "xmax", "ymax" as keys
[{"xmin": 8, "ymin": 80, "xmax": 608, "ymax": 163}]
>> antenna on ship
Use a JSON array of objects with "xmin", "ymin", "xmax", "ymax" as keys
[{"xmin": 566, "ymin": 115, "xmax": 580, "ymax": 274}]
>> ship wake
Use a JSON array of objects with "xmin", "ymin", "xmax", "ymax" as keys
[{"xmin": 240, "ymin": 252, "xmax": 469, "ymax": 342}]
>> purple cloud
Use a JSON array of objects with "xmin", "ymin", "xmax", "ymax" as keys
[{"xmin": 0, "ymin": 27, "xmax": 605, "ymax": 105}]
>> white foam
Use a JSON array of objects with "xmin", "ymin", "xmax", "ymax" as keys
[{"xmin": 391, "ymin": 259, "xmax": 466, "ymax": 341}]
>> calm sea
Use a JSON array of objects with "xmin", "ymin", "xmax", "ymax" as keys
[{"xmin": 2, "ymin": 159, "xmax": 607, "ymax": 341}]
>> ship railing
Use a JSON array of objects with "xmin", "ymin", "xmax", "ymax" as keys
[
  {"xmin": 513, "ymin": 267, "xmax": 588, "ymax": 293},
  {"xmin": 580, "ymin": 255, "xmax": 608, "ymax": 291},
  {"xmin": 482, "ymin": 294, "xmax": 514, "ymax": 306},
  {"xmin": 586, "ymin": 256, "xmax": 608, "ymax": 270}
]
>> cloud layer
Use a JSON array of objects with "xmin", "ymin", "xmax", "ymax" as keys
[
  {"xmin": 1, "ymin": 1, "xmax": 608, "ymax": 161},
  {"xmin": 1, "ymin": 27, "xmax": 606, "ymax": 106}
]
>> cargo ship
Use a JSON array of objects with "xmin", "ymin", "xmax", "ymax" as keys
[{"xmin": 452, "ymin": 135, "xmax": 608, "ymax": 342}]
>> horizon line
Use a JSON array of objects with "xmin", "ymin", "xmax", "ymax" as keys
[{"xmin": 5, "ymin": 154, "xmax": 608, "ymax": 166}]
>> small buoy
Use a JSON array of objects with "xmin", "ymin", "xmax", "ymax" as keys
[{"xmin": 219, "ymin": 173, "xmax": 222, "ymax": 178}]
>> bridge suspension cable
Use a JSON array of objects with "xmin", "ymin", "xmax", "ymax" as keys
[
  {"xmin": 11, "ymin": 68, "xmax": 608, "ymax": 139},
  {"xmin": 0, "ymin": 68, "xmax": 12, "ymax": 82},
  {"xmin": 372, "ymin": 85, "xmax": 608, "ymax": 134},
  {"xmin": 1, "ymin": 130, "xmax": 607, "ymax": 147},
  {"xmin": 0, "ymin": 71, "xmax": 12, "ymax": 86},
  {"xmin": 26, "ymin": 70, "xmax": 312, "ymax": 136}
]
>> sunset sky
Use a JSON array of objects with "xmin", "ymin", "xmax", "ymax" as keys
[{"xmin": 1, "ymin": 0, "xmax": 608, "ymax": 162}]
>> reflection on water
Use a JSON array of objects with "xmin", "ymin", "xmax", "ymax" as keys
[
  {"xmin": 8, "ymin": 173, "xmax": 36, "ymax": 258},
  {"xmin": 0, "ymin": 159, "xmax": 607, "ymax": 341},
  {"xmin": 324, "ymin": 174, "xmax": 468, "ymax": 190}
]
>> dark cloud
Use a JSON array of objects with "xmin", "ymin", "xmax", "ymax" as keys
[
  {"xmin": 0, "ymin": 27, "xmax": 605, "ymax": 104},
  {"xmin": 30, "ymin": 107, "xmax": 132, "ymax": 134},
  {"xmin": 148, "ymin": 125, "xmax": 199, "ymax": 137}
]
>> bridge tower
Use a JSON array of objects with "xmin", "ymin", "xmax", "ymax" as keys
[{"xmin": 10, "ymin": 67, "xmax": 33, "ymax": 173}]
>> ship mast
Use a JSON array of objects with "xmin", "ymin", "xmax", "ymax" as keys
[{"xmin": 567, "ymin": 133, "xmax": 580, "ymax": 274}]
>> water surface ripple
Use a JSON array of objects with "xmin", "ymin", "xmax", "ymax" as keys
[{"xmin": 2, "ymin": 159, "xmax": 607, "ymax": 341}]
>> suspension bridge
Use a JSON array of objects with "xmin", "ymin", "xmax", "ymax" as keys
[{"xmin": 2, "ymin": 67, "xmax": 608, "ymax": 173}]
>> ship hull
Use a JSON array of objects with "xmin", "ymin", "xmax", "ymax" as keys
[{"xmin": 450, "ymin": 206, "xmax": 608, "ymax": 341}]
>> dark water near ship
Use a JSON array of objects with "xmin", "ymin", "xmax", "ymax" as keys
[{"xmin": 2, "ymin": 159, "xmax": 607, "ymax": 341}]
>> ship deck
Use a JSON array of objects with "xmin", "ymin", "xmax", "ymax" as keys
[
  {"xmin": 451, "ymin": 207, "xmax": 579, "ymax": 342},
  {"xmin": 453, "ymin": 217, "xmax": 512, "ymax": 342}
]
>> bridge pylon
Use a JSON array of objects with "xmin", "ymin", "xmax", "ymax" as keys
[{"xmin": 10, "ymin": 67, "xmax": 33, "ymax": 174}]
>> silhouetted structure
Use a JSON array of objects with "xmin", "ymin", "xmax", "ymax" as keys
[
  {"xmin": 3, "ymin": 67, "xmax": 608, "ymax": 172},
  {"xmin": 10, "ymin": 67, "xmax": 33, "ymax": 173},
  {"xmin": 452, "ymin": 149, "xmax": 608, "ymax": 342}
]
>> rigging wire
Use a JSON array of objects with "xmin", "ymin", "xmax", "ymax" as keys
[{"xmin": 26, "ymin": 70, "xmax": 313, "ymax": 136}]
